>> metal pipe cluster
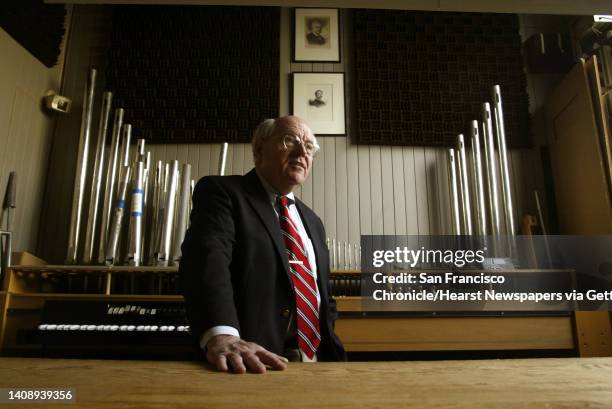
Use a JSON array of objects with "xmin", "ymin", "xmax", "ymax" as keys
[
  {"xmin": 447, "ymin": 85, "xmax": 516, "ymax": 238},
  {"xmin": 65, "ymin": 68, "xmax": 210, "ymax": 267}
]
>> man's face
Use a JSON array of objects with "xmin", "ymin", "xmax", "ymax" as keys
[
  {"xmin": 255, "ymin": 117, "xmax": 315, "ymax": 194},
  {"xmin": 315, "ymin": 90, "xmax": 323, "ymax": 100},
  {"xmin": 311, "ymin": 20, "xmax": 322, "ymax": 34}
]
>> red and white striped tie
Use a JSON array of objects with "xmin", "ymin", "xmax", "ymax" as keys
[{"xmin": 278, "ymin": 196, "xmax": 320, "ymax": 359}]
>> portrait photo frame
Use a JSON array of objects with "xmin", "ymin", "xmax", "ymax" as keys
[
  {"xmin": 292, "ymin": 72, "xmax": 345, "ymax": 136},
  {"xmin": 294, "ymin": 8, "xmax": 340, "ymax": 62}
]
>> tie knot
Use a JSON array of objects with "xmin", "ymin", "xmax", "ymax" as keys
[{"xmin": 278, "ymin": 195, "xmax": 292, "ymax": 208}]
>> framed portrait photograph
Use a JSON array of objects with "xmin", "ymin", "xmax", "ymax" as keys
[
  {"xmin": 292, "ymin": 72, "xmax": 345, "ymax": 135},
  {"xmin": 294, "ymin": 8, "xmax": 340, "ymax": 62}
]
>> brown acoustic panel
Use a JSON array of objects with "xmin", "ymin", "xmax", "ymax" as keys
[
  {"xmin": 353, "ymin": 10, "xmax": 531, "ymax": 147},
  {"xmin": 106, "ymin": 6, "xmax": 279, "ymax": 144}
]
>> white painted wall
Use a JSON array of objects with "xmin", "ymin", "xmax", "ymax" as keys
[{"xmin": 0, "ymin": 25, "xmax": 66, "ymax": 253}]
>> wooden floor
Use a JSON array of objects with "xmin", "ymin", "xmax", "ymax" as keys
[{"xmin": 0, "ymin": 357, "xmax": 611, "ymax": 408}]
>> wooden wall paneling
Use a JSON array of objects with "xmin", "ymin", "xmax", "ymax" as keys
[
  {"xmin": 152, "ymin": 144, "xmax": 162, "ymax": 163},
  {"xmin": 300, "ymin": 156, "xmax": 313, "ymax": 208},
  {"xmin": 177, "ymin": 145, "xmax": 189, "ymax": 174},
  {"xmin": 369, "ymin": 146, "xmax": 383, "ymax": 235},
  {"xmin": 323, "ymin": 138, "xmax": 337, "ymax": 240},
  {"xmin": 231, "ymin": 143, "xmax": 243, "ymax": 175},
  {"xmin": 414, "ymin": 147, "xmax": 430, "ymax": 234},
  {"xmin": 425, "ymin": 148, "xmax": 441, "ymax": 235},
  {"xmin": 380, "ymin": 146, "xmax": 395, "ymax": 235},
  {"xmin": 403, "ymin": 146, "xmax": 419, "ymax": 234},
  {"xmin": 391, "ymin": 147, "xmax": 407, "ymax": 235},
  {"xmin": 436, "ymin": 147, "xmax": 452, "ymax": 235},
  {"xmin": 335, "ymin": 137, "xmax": 349, "ymax": 243},
  {"xmin": 187, "ymin": 145, "xmax": 199, "ymax": 181},
  {"xmin": 209, "ymin": 143, "xmax": 222, "ymax": 176},
  {"xmin": 243, "ymin": 143, "xmax": 254, "ymax": 173},
  {"xmin": 198, "ymin": 145, "xmax": 209, "ymax": 178},
  {"xmin": 311, "ymin": 144, "xmax": 325, "ymax": 223},
  {"xmin": 346, "ymin": 139, "xmax": 360, "ymax": 245},
  {"xmin": 357, "ymin": 146, "xmax": 372, "ymax": 235},
  {"xmin": 157, "ymin": 145, "xmax": 168, "ymax": 167}
]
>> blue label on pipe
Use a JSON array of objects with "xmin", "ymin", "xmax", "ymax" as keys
[{"xmin": 117, "ymin": 200, "xmax": 125, "ymax": 209}]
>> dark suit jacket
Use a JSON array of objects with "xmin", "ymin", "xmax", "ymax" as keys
[
  {"xmin": 179, "ymin": 169, "xmax": 346, "ymax": 361},
  {"xmin": 306, "ymin": 32, "xmax": 326, "ymax": 45}
]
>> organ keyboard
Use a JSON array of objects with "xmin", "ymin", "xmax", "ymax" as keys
[{"xmin": 33, "ymin": 300, "xmax": 194, "ymax": 357}]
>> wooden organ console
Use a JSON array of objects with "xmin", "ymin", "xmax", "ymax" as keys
[{"xmin": 1, "ymin": 253, "xmax": 610, "ymax": 358}]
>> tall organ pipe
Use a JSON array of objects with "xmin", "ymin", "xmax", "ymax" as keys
[
  {"xmin": 66, "ymin": 68, "xmax": 97, "ymax": 264},
  {"xmin": 83, "ymin": 91, "xmax": 113, "ymax": 264}
]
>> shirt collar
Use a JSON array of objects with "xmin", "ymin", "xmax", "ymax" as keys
[{"xmin": 255, "ymin": 169, "xmax": 296, "ymax": 206}]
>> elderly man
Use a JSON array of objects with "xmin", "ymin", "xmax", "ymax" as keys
[{"xmin": 179, "ymin": 116, "xmax": 346, "ymax": 374}]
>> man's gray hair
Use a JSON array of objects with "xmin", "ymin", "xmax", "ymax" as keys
[
  {"xmin": 252, "ymin": 118, "xmax": 277, "ymax": 154},
  {"xmin": 251, "ymin": 117, "xmax": 320, "ymax": 163}
]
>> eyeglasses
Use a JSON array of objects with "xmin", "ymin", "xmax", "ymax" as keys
[{"xmin": 281, "ymin": 135, "xmax": 320, "ymax": 157}]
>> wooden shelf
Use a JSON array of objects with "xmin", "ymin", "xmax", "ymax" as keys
[
  {"xmin": 11, "ymin": 265, "xmax": 178, "ymax": 274},
  {"xmin": 8, "ymin": 293, "xmax": 183, "ymax": 301}
]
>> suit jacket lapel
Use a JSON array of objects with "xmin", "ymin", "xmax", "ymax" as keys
[{"xmin": 242, "ymin": 169, "xmax": 291, "ymax": 278}]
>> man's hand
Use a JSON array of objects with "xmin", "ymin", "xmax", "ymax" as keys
[{"xmin": 206, "ymin": 335, "xmax": 288, "ymax": 374}]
